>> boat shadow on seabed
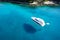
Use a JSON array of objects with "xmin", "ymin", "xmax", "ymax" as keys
[{"xmin": 23, "ymin": 23, "xmax": 37, "ymax": 34}]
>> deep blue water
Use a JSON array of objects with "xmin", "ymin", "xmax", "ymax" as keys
[{"xmin": 0, "ymin": 3, "xmax": 60, "ymax": 40}]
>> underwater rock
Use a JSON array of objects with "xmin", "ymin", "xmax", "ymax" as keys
[{"xmin": 23, "ymin": 23, "xmax": 36, "ymax": 33}]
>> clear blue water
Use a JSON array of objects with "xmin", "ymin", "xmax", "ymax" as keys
[{"xmin": 0, "ymin": 3, "xmax": 60, "ymax": 40}]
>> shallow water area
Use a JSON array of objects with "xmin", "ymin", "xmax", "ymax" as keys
[{"xmin": 0, "ymin": 2, "xmax": 60, "ymax": 40}]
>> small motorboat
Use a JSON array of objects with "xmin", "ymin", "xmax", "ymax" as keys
[{"xmin": 31, "ymin": 17, "xmax": 50, "ymax": 27}]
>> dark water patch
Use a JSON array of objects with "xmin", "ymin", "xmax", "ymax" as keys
[
  {"xmin": 0, "ymin": 27, "xmax": 3, "ymax": 32},
  {"xmin": 53, "ymin": 36, "xmax": 60, "ymax": 40},
  {"xmin": 51, "ymin": 34, "xmax": 60, "ymax": 40},
  {"xmin": 23, "ymin": 23, "xmax": 36, "ymax": 34}
]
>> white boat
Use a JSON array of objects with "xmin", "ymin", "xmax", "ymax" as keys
[
  {"xmin": 31, "ymin": 17, "xmax": 50, "ymax": 27},
  {"xmin": 31, "ymin": 17, "xmax": 45, "ymax": 27}
]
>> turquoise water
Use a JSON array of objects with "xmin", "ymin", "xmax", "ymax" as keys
[{"xmin": 0, "ymin": 3, "xmax": 60, "ymax": 40}]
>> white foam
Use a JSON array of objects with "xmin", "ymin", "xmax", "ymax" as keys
[{"xmin": 46, "ymin": 23, "xmax": 50, "ymax": 25}]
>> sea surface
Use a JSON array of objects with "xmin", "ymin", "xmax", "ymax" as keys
[{"xmin": 0, "ymin": 3, "xmax": 60, "ymax": 40}]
